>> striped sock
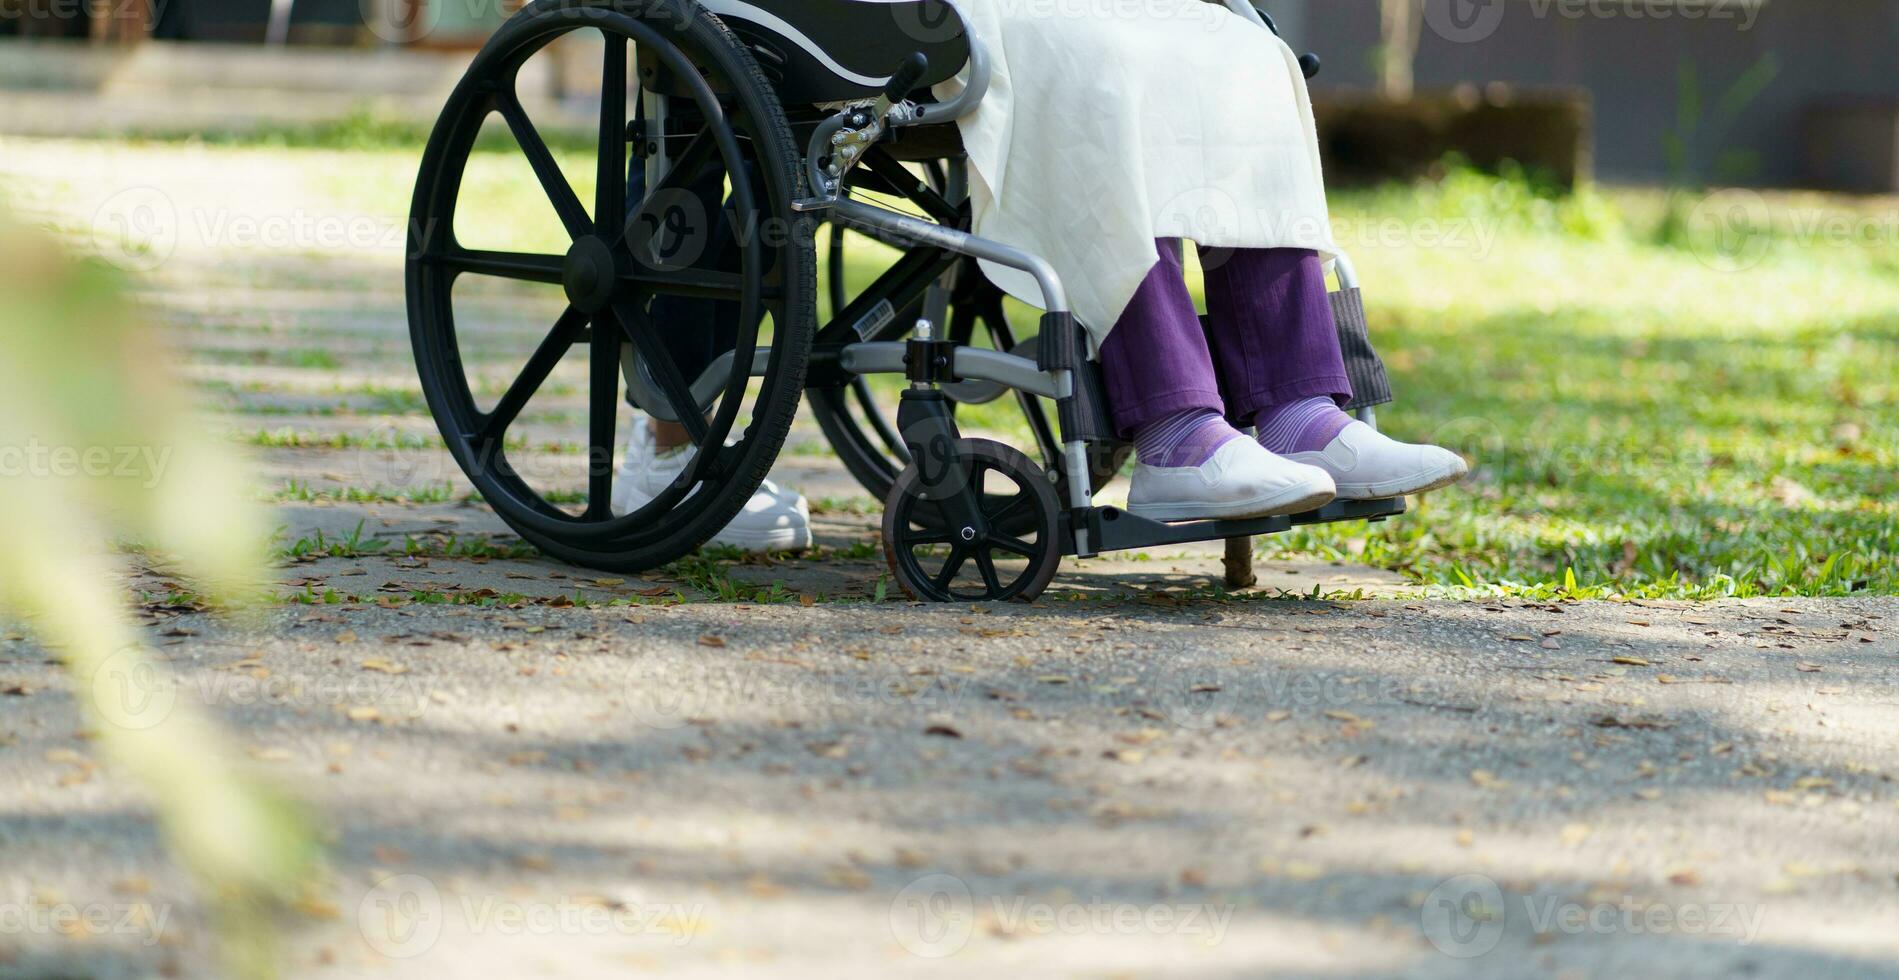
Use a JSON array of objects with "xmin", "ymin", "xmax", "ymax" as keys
[
  {"xmin": 1255, "ymin": 396, "xmax": 1353, "ymax": 455},
  {"xmin": 1132, "ymin": 408, "xmax": 1244, "ymax": 469}
]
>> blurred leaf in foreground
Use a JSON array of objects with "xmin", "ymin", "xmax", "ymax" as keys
[{"xmin": 0, "ymin": 207, "xmax": 319, "ymax": 976}]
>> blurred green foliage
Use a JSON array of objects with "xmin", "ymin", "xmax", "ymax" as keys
[{"xmin": 0, "ymin": 209, "xmax": 319, "ymax": 976}]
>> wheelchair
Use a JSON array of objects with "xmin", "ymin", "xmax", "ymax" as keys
[{"xmin": 407, "ymin": 0, "xmax": 1404, "ymax": 602}]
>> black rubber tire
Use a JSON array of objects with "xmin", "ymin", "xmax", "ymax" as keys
[
  {"xmin": 881, "ymin": 439, "xmax": 1063, "ymax": 603},
  {"xmin": 407, "ymin": 0, "xmax": 815, "ymax": 572}
]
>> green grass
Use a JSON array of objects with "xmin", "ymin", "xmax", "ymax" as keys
[
  {"xmin": 270, "ymin": 479, "xmax": 458, "ymax": 505},
  {"xmin": 826, "ymin": 168, "xmax": 1899, "ymax": 598},
  {"xmin": 158, "ymin": 130, "xmax": 1899, "ymax": 598},
  {"xmin": 1271, "ymin": 171, "xmax": 1899, "ymax": 598},
  {"xmin": 274, "ymin": 521, "xmax": 540, "ymax": 561}
]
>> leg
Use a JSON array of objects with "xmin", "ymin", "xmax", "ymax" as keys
[
  {"xmin": 631, "ymin": 156, "xmax": 743, "ymax": 451},
  {"xmin": 1096, "ymin": 241, "xmax": 1336, "ymax": 521},
  {"xmin": 1199, "ymin": 247, "xmax": 1352, "ymax": 426},
  {"xmin": 614, "ymin": 146, "xmax": 808, "ymax": 549},
  {"xmin": 1201, "ymin": 247, "xmax": 1468, "ymax": 499},
  {"xmin": 1098, "ymin": 241, "xmax": 1224, "ymax": 440}
]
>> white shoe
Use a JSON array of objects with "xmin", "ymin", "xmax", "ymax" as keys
[
  {"xmin": 1283, "ymin": 420, "xmax": 1469, "ymax": 499},
  {"xmin": 1126, "ymin": 438, "xmax": 1337, "ymax": 522},
  {"xmin": 610, "ymin": 424, "xmax": 812, "ymax": 553}
]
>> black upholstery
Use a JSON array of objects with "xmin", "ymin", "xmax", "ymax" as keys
[{"xmin": 700, "ymin": 0, "xmax": 970, "ymax": 104}]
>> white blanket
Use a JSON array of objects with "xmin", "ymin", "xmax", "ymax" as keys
[{"xmin": 936, "ymin": 0, "xmax": 1336, "ymax": 353}]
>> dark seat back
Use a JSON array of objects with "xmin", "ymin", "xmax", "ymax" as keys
[{"xmin": 701, "ymin": 0, "xmax": 970, "ymax": 104}]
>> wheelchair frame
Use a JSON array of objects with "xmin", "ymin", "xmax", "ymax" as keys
[{"xmin": 408, "ymin": 0, "xmax": 1404, "ymax": 601}]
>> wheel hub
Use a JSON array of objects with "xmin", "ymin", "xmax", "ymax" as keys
[{"xmin": 562, "ymin": 236, "xmax": 618, "ymax": 314}]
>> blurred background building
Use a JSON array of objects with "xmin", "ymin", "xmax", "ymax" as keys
[{"xmin": 1, "ymin": 0, "xmax": 1896, "ymax": 191}]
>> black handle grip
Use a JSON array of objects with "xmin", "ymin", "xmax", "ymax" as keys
[
  {"xmin": 1299, "ymin": 52, "xmax": 1321, "ymax": 79},
  {"xmin": 883, "ymin": 52, "xmax": 930, "ymax": 102}
]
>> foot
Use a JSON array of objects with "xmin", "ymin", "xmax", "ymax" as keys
[
  {"xmin": 1127, "ymin": 438, "xmax": 1337, "ymax": 521},
  {"xmin": 1282, "ymin": 420, "xmax": 1469, "ymax": 499},
  {"xmin": 611, "ymin": 425, "xmax": 812, "ymax": 553}
]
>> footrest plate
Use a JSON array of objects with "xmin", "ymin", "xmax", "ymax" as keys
[{"xmin": 1071, "ymin": 496, "xmax": 1406, "ymax": 556}]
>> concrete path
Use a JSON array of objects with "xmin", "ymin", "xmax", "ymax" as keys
[{"xmin": 2, "ymin": 138, "xmax": 1896, "ymax": 980}]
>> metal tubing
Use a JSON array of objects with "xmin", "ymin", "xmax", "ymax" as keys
[
  {"xmin": 1334, "ymin": 249, "xmax": 1360, "ymax": 290},
  {"xmin": 830, "ymin": 198, "xmax": 1069, "ymax": 313},
  {"xmin": 906, "ymin": 0, "xmax": 992, "ymax": 126},
  {"xmin": 838, "ymin": 343, "xmax": 1068, "ymax": 400}
]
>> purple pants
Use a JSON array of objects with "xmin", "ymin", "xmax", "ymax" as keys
[{"xmin": 1098, "ymin": 241, "xmax": 1351, "ymax": 439}]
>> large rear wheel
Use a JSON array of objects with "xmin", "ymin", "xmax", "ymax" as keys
[{"xmin": 407, "ymin": 0, "xmax": 815, "ymax": 571}]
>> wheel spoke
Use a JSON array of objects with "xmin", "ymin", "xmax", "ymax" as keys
[
  {"xmin": 586, "ymin": 312, "xmax": 621, "ymax": 520},
  {"xmin": 931, "ymin": 545, "xmax": 968, "ymax": 591},
  {"xmin": 440, "ymin": 249, "xmax": 565, "ymax": 285},
  {"xmin": 987, "ymin": 534, "xmax": 1039, "ymax": 558},
  {"xmin": 974, "ymin": 549, "xmax": 1003, "ymax": 594},
  {"xmin": 478, "ymin": 305, "xmax": 587, "ymax": 443},
  {"xmin": 853, "ymin": 377, "xmax": 910, "ymax": 463},
  {"xmin": 621, "ymin": 265, "xmax": 745, "ymax": 301},
  {"xmin": 596, "ymin": 34, "xmax": 628, "ymax": 237},
  {"xmin": 988, "ymin": 490, "xmax": 1035, "ymax": 528},
  {"xmin": 607, "ymin": 297, "xmax": 709, "ymax": 445},
  {"xmin": 622, "ymin": 128, "xmax": 715, "ymax": 249},
  {"xmin": 496, "ymin": 89, "xmax": 592, "ymax": 242}
]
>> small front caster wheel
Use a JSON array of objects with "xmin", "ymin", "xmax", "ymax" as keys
[{"xmin": 881, "ymin": 439, "xmax": 1063, "ymax": 603}]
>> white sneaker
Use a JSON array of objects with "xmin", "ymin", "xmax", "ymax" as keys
[
  {"xmin": 1126, "ymin": 438, "xmax": 1337, "ymax": 522},
  {"xmin": 610, "ymin": 423, "xmax": 812, "ymax": 553},
  {"xmin": 1283, "ymin": 420, "xmax": 1469, "ymax": 499}
]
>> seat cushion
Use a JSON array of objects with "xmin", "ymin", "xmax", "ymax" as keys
[{"xmin": 700, "ymin": 0, "xmax": 969, "ymax": 104}]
